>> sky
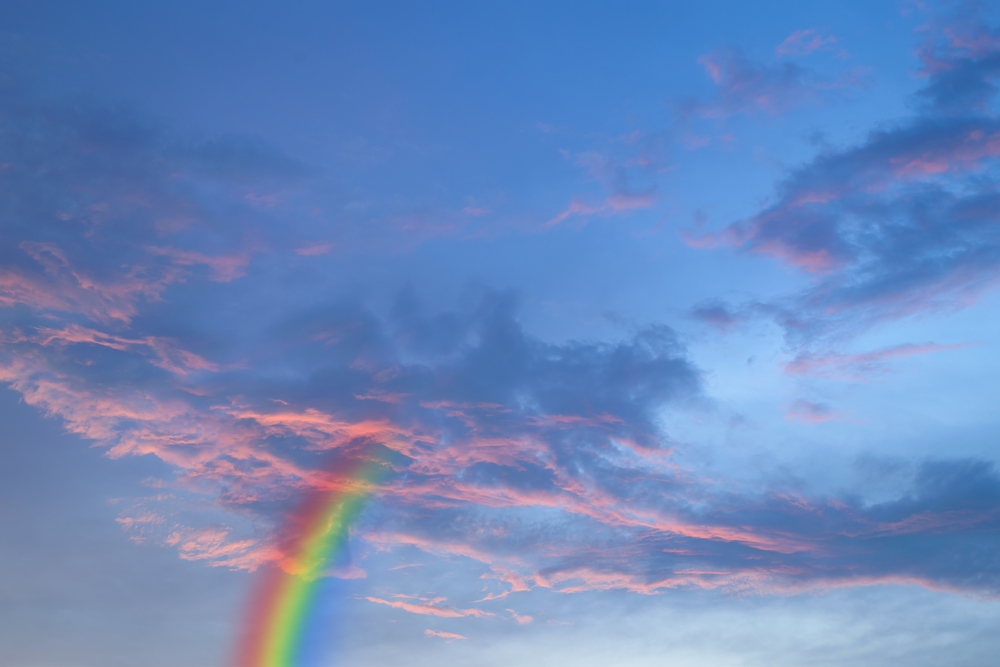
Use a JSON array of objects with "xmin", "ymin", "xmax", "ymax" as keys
[{"xmin": 2, "ymin": 1, "xmax": 1000, "ymax": 665}]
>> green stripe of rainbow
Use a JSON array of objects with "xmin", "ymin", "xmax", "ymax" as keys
[{"xmin": 236, "ymin": 455, "xmax": 387, "ymax": 667}]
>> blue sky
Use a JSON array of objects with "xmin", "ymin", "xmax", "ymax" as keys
[{"xmin": 3, "ymin": 1, "xmax": 1000, "ymax": 666}]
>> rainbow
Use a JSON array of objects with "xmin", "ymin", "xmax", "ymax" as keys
[{"xmin": 236, "ymin": 454, "xmax": 387, "ymax": 667}]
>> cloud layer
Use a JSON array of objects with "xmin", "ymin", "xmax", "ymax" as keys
[{"xmin": 2, "ymin": 6, "xmax": 1000, "ymax": 622}]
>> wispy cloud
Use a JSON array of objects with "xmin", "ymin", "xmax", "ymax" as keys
[
  {"xmin": 693, "ymin": 45, "xmax": 868, "ymax": 118},
  {"xmin": 366, "ymin": 596, "xmax": 493, "ymax": 618},
  {"xmin": 784, "ymin": 342, "xmax": 968, "ymax": 381},
  {"xmin": 546, "ymin": 141, "xmax": 662, "ymax": 228},
  {"xmin": 424, "ymin": 629, "xmax": 467, "ymax": 641},
  {"xmin": 776, "ymin": 29, "xmax": 838, "ymax": 58},
  {"xmin": 545, "ymin": 191, "xmax": 657, "ymax": 227},
  {"xmin": 293, "ymin": 242, "xmax": 335, "ymax": 257},
  {"xmin": 784, "ymin": 399, "xmax": 843, "ymax": 424}
]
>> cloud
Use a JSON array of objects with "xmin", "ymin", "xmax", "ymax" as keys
[
  {"xmin": 784, "ymin": 399, "xmax": 841, "ymax": 424},
  {"xmin": 166, "ymin": 526, "xmax": 258, "ymax": 567},
  {"xmin": 694, "ymin": 46, "xmax": 868, "ymax": 117},
  {"xmin": 546, "ymin": 144, "xmax": 661, "ymax": 228},
  {"xmin": 784, "ymin": 342, "xmax": 968, "ymax": 381},
  {"xmin": 545, "ymin": 191, "xmax": 657, "ymax": 227},
  {"xmin": 915, "ymin": 5, "xmax": 1000, "ymax": 114},
  {"xmin": 776, "ymin": 30, "xmax": 838, "ymax": 58},
  {"xmin": 146, "ymin": 246, "xmax": 253, "ymax": 282},
  {"xmin": 294, "ymin": 242, "xmax": 335, "ymax": 257},
  {"xmin": 366, "ymin": 596, "xmax": 493, "ymax": 618},
  {"xmin": 0, "ymin": 277, "xmax": 705, "ymax": 577},
  {"xmin": 5, "ymin": 142, "xmax": 1000, "ymax": 600},
  {"xmin": 0, "ymin": 74, "xmax": 520, "ymax": 293},
  {"xmin": 3, "ymin": 280, "xmax": 999, "ymax": 602},
  {"xmin": 690, "ymin": 300, "xmax": 744, "ymax": 332},
  {"xmin": 460, "ymin": 207, "xmax": 492, "ymax": 217},
  {"xmin": 0, "ymin": 242, "xmax": 178, "ymax": 325},
  {"xmin": 683, "ymin": 10, "xmax": 1000, "ymax": 344},
  {"xmin": 30, "ymin": 323, "xmax": 223, "ymax": 376},
  {"xmin": 424, "ymin": 629, "xmax": 467, "ymax": 641},
  {"xmin": 507, "ymin": 609, "xmax": 533, "ymax": 624},
  {"xmin": 3, "ymin": 39, "xmax": 1000, "ymax": 608}
]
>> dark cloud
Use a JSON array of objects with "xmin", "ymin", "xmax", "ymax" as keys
[
  {"xmin": 684, "ymin": 8, "xmax": 1000, "ymax": 347},
  {"xmin": 916, "ymin": 3, "xmax": 1000, "ymax": 114}
]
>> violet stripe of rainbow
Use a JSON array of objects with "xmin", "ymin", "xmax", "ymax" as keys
[{"xmin": 252, "ymin": 457, "xmax": 386, "ymax": 667}]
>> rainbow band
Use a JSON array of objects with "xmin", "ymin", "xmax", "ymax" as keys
[{"xmin": 238, "ymin": 456, "xmax": 386, "ymax": 667}]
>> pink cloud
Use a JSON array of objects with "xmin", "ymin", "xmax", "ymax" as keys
[
  {"xmin": 354, "ymin": 391, "xmax": 410, "ymax": 404},
  {"xmin": 681, "ymin": 119, "xmax": 1000, "ymax": 314},
  {"xmin": 546, "ymin": 144, "xmax": 661, "ymax": 228},
  {"xmin": 4, "ymin": 314, "xmax": 998, "ymax": 599},
  {"xmin": 0, "ymin": 242, "xmax": 178, "ymax": 324},
  {"xmin": 537, "ymin": 566, "xmax": 736, "ymax": 595},
  {"xmin": 460, "ymin": 206, "xmax": 492, "ymax": 216},
  {"xmin": 424, "ymin": 630, "xmax": 467, "ymax": 641},
  {"xmin": 606, "ymin": 190, "xmax": 658, "ymax": 211},
  {"xmin": 330, "ymin": 564, "xmax": 368, "ymax": 579},
  {"xmin": 776, "ymin": 29, "xmax": 838, "ymax": 57},
  {"xmin": 366, "ymin": 596, "xmax": 494, "ymax": 618},
  {"xmin": 886, "ymin": 128, "xmax": 1000, "ymax": 177},
  {"xmin": 244, "ymin": 190, "xmax": 285, "ymax": 207},
  {"xmin": 147, "ymin": 245, "xmax": 252, "ymax": 282},
  {"xmin": 33, "ymin": 324, "xmax": 222, "ymax": 376},
  {"xmin": 221, "ymin": 405, "xmax": 424, "ymax": 452},
  {"xmin": 943, "ymin": 27, "xmax": 1000, "ymax": 60},
  {"xmin": 784, "ymin": 399, "xmax": 843, "ymax": 424},
  {"xmin": 115, "ymin": 511, "xmax": 163, "ymax": 529},
  {"xmin": 507, "ymin": 609, "xmax": 533, "ymax": 624},
  {"xmin": 526, "ymin": 413, "xmax": 623, "ymax": 429},
  {"xmin": 546, "ymin": 191, "xmax": 657, "ymax": 228},
  {"xmin": 2, "ymin": 226, "xmax": 997, "ymax": 604},
  {"xmin": 681, "ymin": 219, "xmax": 842, "ymax": 274},
  {"xmin": 0, "ymin": 310, "xmax": 901, "ymax": 597},
  {"xmin": 294, "ymin": 242, "xmax": 335, "ymax": 256},
  {"xmin": 696, "ymin": 48, "xmax": 868, "ymax": 118},
  {"xmin": 784, "ymin": 342, "xmax": 968, "ymax": 381},
  {"xmin": 917, "ymin": 15, "xmax": 1000, "ymax": 77},
  {"xmin": 165, "ymin": 526, "xmax": 260, "ymax": 569},
  {"xmin": 844, "ymin": 508, "xmax": 1000, "ymax": 539},
  {"xmin": 681, "ymin": 134, "xmax": 711, "ymax": 150}
]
